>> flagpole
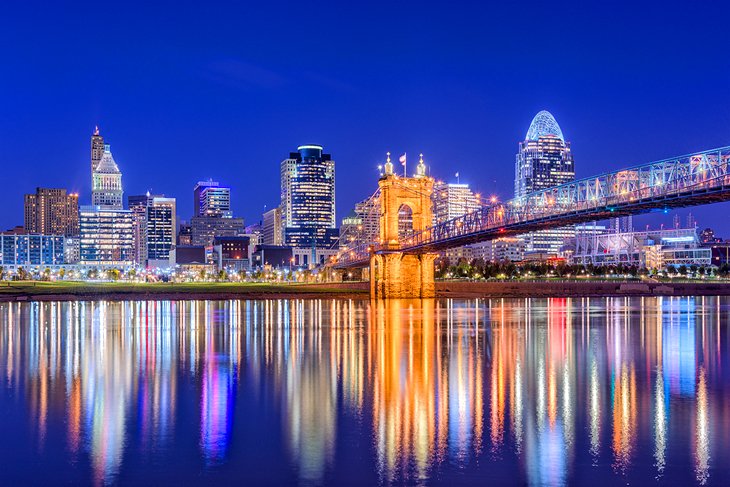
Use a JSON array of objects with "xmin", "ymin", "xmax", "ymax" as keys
[{"xmin": 404, "ymin": 153, "xmax": 407, "ymax": 177}]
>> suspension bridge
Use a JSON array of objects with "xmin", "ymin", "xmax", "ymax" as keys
[{"xmin": 328, "ymin": 145, "xmax": 730, "ymax": 298}]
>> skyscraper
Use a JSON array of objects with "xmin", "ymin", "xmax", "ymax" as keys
[
  {"xmin": 128, "ymin": 194, "xmax": 149, "ymax": 266},
  {"xmin": 432, "ymin": 181, "xmax": 480, "ymax": 224},
  {"xmin": 280, "ymin": 145, "xmax": 337, "ymax": 248},
  {"xmin": 262, "ymin": 207, "xmax": 283, "ymax": 245},
  {"xmin": 146, "ymin": 196, "xmax": 176, "ymax": 268},
  {"xmin": 515, "ymin": 111, "xmax": 575, "ymax": 255},
  {"xmin": 91, "ymin": 126, "xmax": 104, "ymax": 175},
  {"xmin": 92, "ymin": 144, "xmax": 124, "ymax": 210},
  {"xmin": 193, "ymin": 180, "xmax": 231, "ymax": 218},
  {"xmin": 79, "ymin": 206, "xmax": 134, "ymax": 266},
  {"xmin": 24, "ymin": 187, "xmax": 80, "ymax": 236}
]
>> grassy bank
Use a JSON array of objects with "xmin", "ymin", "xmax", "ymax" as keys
[{"xmin": 0, "ymin": 281, "xmax": 369, "ymax": 301}]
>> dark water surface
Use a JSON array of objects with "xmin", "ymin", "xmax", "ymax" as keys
[{"xmin": 0, "ymin": 297, "xmax": 728, "ymax": 485}]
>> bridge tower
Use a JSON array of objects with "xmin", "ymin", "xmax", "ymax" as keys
[{"xmin": 370, "ymin": 153, "xmax": 438, "ymax": 299}]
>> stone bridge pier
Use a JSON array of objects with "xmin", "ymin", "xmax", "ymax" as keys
[{"xmin": 370, "ymin": 153, "xmax": 437, "ymax": 299}]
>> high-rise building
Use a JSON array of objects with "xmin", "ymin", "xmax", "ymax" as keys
[
  {"xmin": 146, "ymin": 196, "xmax": 176, "ymax": 268},
  {"xmin": 128, "ymin": 195, "xmax": 149, "ymax": 266},
  {"xmin": 280, "ymin": 145, "xmax": 337, "ymax": 248},
  {"xmin": 354, "ymin": 196, "xmax": 380, "ymax": 242},
  {"xmin": 515, "ymin": 110, "xmax": 575, "ymax": 256},
  {"xmin": 262, "ymin": 207, "xmax": 283, "ymax": 245},
  {"xmin": 92, "ymin": 144, "xmax": 124, "ymax": 210},
  {"xmin": 190, "ymin": 216, "xmax": 245, "ymax": 246},
  {"xmin": 91, "ymin": 126, "xmax": 105, "ymax": 176},
  {"xmin": 432, "ymin": 181, "xmax": 480, "ymax": 224},
  {"xmin": 79, "ymin": 206, "xmax": 134, "ymax": 266},
  {"xmin": 24, "ymin": 188, "xmax": 79, "ymax": 236},
  {"xmin": 193, "ymin": 180, "xmax": 231, "ymax": 218},
  {"xmin": 339, "ymin": 215, "xmax": 363, "ymax": 249}
]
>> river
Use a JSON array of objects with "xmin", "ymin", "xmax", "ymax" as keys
[{"xmin": 0, "ymin": 297, "xmax": 727, "ymax": 485}]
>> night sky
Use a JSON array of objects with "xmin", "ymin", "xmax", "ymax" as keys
[{"xmin": 2, "ymin": 1, "xmax": 730, "ymax": 234}]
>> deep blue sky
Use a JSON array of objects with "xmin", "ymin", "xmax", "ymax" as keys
[{"xmin": 2, "ymin": 1, "xmax": 730, "ymax": 234}]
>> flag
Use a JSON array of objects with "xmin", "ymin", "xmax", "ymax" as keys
[
  {"xmin": 455, "ymin": 172, "xmax": 459, "ymax": 178},
  {"xmin": 399, "ymin": 154, "xmax": 407, "ymax": 166}
]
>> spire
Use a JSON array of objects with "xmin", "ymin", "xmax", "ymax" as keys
[
  {"xmin": 415, "ymin": 153, "xmax": 426, "ymax": 178},
  {"xmin": 384, "ymin": 152, "xmax": 394, "ymax": 176},
  {"xmin": 94, "ymin": 125, "xmax": 100, "ymax": 136}
]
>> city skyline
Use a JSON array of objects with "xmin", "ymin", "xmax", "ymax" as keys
[{"xmin": 2, "ymin": 2, "xmax": 730, "ymax": 236}]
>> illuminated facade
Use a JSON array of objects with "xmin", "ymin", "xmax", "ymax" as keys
[
  {"xmin": 572, "ymin": 226, "xmax": 711, "ymax": 268},
  {"xmin": 262, "ymin": 207, "xmax": 283, "ymax": 245},
  {"xmin": 190, "ymin": 216, "xmax": 244, "ymax": 246},
  {"xmin": 79, "ymin": 206, "xmax": 134, "ymax": 266},
  {"xmin": 90, "ymin": 126, "xmax": 104, "ymax": 177},
  {"xmin": 128, "ymin": 194, "xmax": 149, "ymax": 266},
  {"xmin": 193, "ymin": 180, "xmax": 231, "ymax": 218},
  {"xmin": 24, "ymin": 187, "xmax": 79, "ymax": 236},
  {"xmin": 91, "ymin": 145, "xmax": 124, "ymax": 210},
  {"xmin": 432, "ymin": 181, "xmax": 480, "ymax": 224},
  {"xmin": 281, "ymin": 145, "xmax": 337, "ymax": 248},
  {"xmin": 146, "ymin": 196, "xmax": 176, "ymax": 267},
  {"xmin": 0, "ymin": 233, "xmax": 65, "ymax": 267},
  {"xmin": 515, "ymin": 110, "xmax": 575, "ymax": 256}
]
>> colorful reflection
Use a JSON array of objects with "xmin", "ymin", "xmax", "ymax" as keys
[{"xmin": 0, "ymin": 296, "xmax": 728, "ymax": 484}]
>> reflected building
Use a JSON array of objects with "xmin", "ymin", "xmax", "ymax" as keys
[{"xmin": 0, "ymin": 296, "xmax": 727, "ymax": 484}]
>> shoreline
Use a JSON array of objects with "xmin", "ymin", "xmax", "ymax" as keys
[{"xmin": 2, "ymin": 280, "xmax": 730, "ymax": 302}]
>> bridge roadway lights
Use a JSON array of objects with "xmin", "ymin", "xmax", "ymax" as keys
[{"xmin": 370, "ymin": 252, "xmax": 438, "ymax": 299}]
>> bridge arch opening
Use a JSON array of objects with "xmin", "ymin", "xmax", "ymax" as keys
[{"xmin": 397, "ymin": 204, "xmax": 414, "ymax": 239}]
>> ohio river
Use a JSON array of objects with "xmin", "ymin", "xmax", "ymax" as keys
[{"xmin": 0, "ymin": 297, "xmax": 727, "ymax": 485}]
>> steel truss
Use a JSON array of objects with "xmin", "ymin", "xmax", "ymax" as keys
[{"xmin": 333, "ymin": 146, "xmax": 730, "ymax": 268}]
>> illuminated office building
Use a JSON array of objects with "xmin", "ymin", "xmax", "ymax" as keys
[
  {"xmin": 193, "ymin": 180, "xmax": 231, "ymax": 218},
  {"xmin": 0, "ymin": 233, "xmax": 65, "ymax": 267},
  {"xmin": 79, "ymin": 206, "xmax": 134, "ymax": 266},
  {"xmin": 432, "ymin": 181, "xmax": 480, "ymax": 224},
  {"xmin": 24, "ymin": 187, "xmax": 79, "ymax": 236},
  {"xmin": 515, "ymin": 110, "xmax": 575, "ymax": 256},
  {"xmin": 190, "ymin": 216, "xmax": 244, "ymax": 246},
  {"xmin": 90, "ymin": 126, "xmax": 105, "ymax": 176},
  {"xmin": 128, "ymin": 194, "xmax": 149, "ymax": 265},
  {"xmin": 281, "ymin": 145, "xmax": 337, "ymax": 249},
  {"xmin": 262, "ymin": 207, "xmax": 283, "ymax": 245},
  {"xmin": 91, "ymin": 144, "xmax": 124, "ymax": 210},
  {"xmin": 146, "ymin": 196, "xmax": 176, "ymax": 268}
]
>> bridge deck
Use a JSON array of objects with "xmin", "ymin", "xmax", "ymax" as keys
[{"xmin": 333, "ymin": 146, "xmax": 730, "ymax": 268}]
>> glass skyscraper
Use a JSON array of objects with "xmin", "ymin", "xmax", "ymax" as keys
[
  {"xmin": 514, "ymin": 110, "xmax": 575, "ymax": 256},
  {"xmin": 146, "ymin": 196, "xmax": 176, "ymax": 267},
  {"xmin": 281, "ymin": 145, "xmax": 337, "ymax": 249},
  {"xmin": 79, "ymin": 206, "xmax": 134, "ymax": 266}
]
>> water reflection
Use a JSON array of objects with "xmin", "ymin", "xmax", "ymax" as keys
[{"xmin": 0, "ymin": 296, "xmax": 728, "ymax": 484}]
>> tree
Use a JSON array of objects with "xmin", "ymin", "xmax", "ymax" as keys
[
  {"xmin": 58, "ymin": 268, "xmax": 65, "ymax": 280},
  {"xmin": 107, "ymin": 268, "xmax": 121, "ymax": 281}
]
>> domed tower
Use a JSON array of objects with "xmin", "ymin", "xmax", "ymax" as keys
[
  {"xmin": 92, "ymin": 144, "xmax": 124, "ymax": 210},
  {"xmin": 515, "ymin": 110, "xmax": 575, "ymax": 255}
]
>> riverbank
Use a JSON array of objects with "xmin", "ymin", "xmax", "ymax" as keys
[
  {"xmin": 0, "ymin": 281, "xmax": 370, "ymax": 302},
  {"xmin": 2, "ymin": 279, "xmax": 730, "ymax": 302},
  {"xmin": 436, "ymin": 280, "xmax": 730, "ymax": 298}
]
